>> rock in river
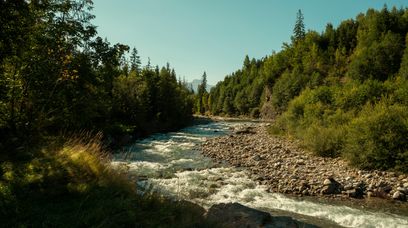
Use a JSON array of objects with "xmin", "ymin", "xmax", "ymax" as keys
[{"xmin": 205, "ymin": 203, "xmax": 318, "ymax": 228}]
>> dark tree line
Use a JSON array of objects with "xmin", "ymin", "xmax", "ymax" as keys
[{"xmin": 0, "ymin": 0, "xmax": 194, "ymax": 155}]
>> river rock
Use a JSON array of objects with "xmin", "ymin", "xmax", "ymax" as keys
[
  {"xmin": 205, "ymin": 203, "xmax": 318, "ymax": 228},
  {"xmin": 321, "ymin": 178, "xmax": 342, "ymax": 195},
  {"xmin": 392, "ymin": 191, "xmax": 406, "ymax": 201},
  {"xmin": 397, "ymin": 187, "xmax": 408, "ymax": 194},
  {"xmin": 235, "ymin": 126, "xmax": 256, "ymax": 135},
  {"xmin": 367, "ymin": 191, "xmax": 375, "ymax": 198},
  {"xmin": 252, "ymin": 155, "xmax": 262, "ymax": 161},
  {"xmin": 201, "ymin": 124, "xmax": 407, "ymax": 204},
  {"xmin": 346, "ymin": 188, "xmax": 364, "ymax": 199}
]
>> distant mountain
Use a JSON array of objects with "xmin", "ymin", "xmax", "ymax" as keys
[{"xmin": 188, "ymin": 79, "xmax": 213, "ymax": 93}]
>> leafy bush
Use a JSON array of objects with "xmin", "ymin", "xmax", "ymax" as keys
[
  {"xmin": 302, "ymin": 123, "xmax": 346, "ymax": 157},
  {"xmin": 392, "ymin": 77, "xmax": 408, "ymax": 105},
  {"xmin": 342, "ymin": 101, "xmax": 408, "ymax": 172},
  {"xmin": 250, "ymin": 107, "xmax": 260, "ymax": 118},
  {"xmin": 280, "ymin": 86, "xmax": 335, "ymax": 132},
  {"xmin": 348, "ymin": 32, "xmax": 404, "ymax": 81},
  {"xmin": 334, "ymin": 79, "xmax": 387, "ymax": 111},
  {"xmin": 271, "ymin": 69, "xmax": 310, "ymax": 113}
]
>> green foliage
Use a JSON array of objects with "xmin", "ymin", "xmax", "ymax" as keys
[
  {"xmin": 399, "ymin": 33, "xmax": 408, "ymax": 79},
  {"xmin": 292, "ymin": 9, "xmax": 306, "ymax": 43},
  {"xmin": 334, "ymin": 79, "xmax": 388, "ymax": 111},
  {"xmin": 348, "ymin": 32, "xmax": 404, "ymax": 81},
  {"xmin": 195, "ymin": 72, "xmax": 209, "ymax": 114},
  {"xmin": 0, "ymin": 0, "xmax": 194, "ymax": 153},
  {"xmin": 206, "ymin": 57, "xmax": 264, "ymax": 117},
  {"xmin": 208, "ymin": 7, "xmax": 408, "ymax": 172},
  {"xmin": 0, "ymin": 137, "xmax": 210, "ymax": 227},
  {"xmin": 343, "ymin": 101, "xmax": 408, "ymax": 172},
  {"xmin": 271, "ymin": 69, "xmax": 310, "ymax": 113},
  {"xmin": 302, "ymin": 123, "xmax": 346, "ymax": 157},
  {"xmin": 250, "ymin": 107, "xmax": 260, "ymax": 118},
  {"xmin": 276, "ymin": 78, "xmax": 408, "ymax": 171}
]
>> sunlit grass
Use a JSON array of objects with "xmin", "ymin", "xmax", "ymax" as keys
[{"xmin": 0, "ymin": 134, "xmax": 212, "ymax": 227}]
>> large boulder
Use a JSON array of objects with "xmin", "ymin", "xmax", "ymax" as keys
[
  {"xmin": 205, "ymin": 203, "xmax": 318, "ymax": 228},
  {"xmin": 321, "ymin": 178, "xmax": 343, "ymax": 195}
]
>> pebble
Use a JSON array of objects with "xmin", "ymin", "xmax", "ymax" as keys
[{"xmin": 201, "ymin": 124, "xmax": 407, "ymax": 203}]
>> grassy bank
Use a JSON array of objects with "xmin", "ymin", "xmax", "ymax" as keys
[
  {"xmin": 268, "ymin": 77, "xmax": 408, "ymax": 173},
  {"xmin": 0, "ymin": 135, "xmax": 211, "ymax": 227}
]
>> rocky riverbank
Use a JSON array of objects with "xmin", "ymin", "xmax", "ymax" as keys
[{"xmin": 201, "ymin": 123, "xmax": 408, "ymax": 202}]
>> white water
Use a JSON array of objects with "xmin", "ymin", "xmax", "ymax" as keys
[{"xmin": 112, "ymin": 121, "xmax": 408, "ymax": 228}]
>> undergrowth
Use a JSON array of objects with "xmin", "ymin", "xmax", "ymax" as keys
[
  {"xmin": 268, "ymin": 78, "xmax": 408, "ymax": 173},
  {"xmin": 0, "ymin": 134, "xmax": 212, "ymax": 227}
]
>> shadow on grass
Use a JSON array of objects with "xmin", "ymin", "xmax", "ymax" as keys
[{"xmin": 0, "ymin": 134, "xmax": 215, "ymax": 227}]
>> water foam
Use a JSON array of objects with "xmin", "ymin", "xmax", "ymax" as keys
[{"xmin": 113, "ymin": 121, "xmax": 408, "ymax": 228}]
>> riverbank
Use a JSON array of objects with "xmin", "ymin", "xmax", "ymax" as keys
[
  {"xmin": 201, "ymin": 123, "xmax": 408, "ymax": 204},
  {"xmin": 0, "ymin": 135, "xmax": 216, "ymax": 227}
]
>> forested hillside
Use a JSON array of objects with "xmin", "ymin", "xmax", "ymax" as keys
[
  {"xmin": 205, "ymin": 7, "xmax": 408, "ymax": 172},
  {"xmin": 0, "ymin": 0, "xmax": 194, "ymax": 155},
  {"xmin": 0, "ymin": 1, "xmax": 203, "ymax": 226}
]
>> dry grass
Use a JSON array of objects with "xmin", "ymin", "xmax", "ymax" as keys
[{"xmin": 0, "ymin": 133, "xmax": 213, "ymax": 227}]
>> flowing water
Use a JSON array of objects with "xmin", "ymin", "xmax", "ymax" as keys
[{"xmin": 112, "ymin": 121, "xmax": 408, "ymax": 228}]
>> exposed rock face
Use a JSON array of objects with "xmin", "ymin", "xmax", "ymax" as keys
[
  {"xmin": 201, "ymin": 124, "xmax": 408, "ymax": 202},
  {"xmin": 205, "ymin": 203, "xmax": 318, "ymax": 228}
]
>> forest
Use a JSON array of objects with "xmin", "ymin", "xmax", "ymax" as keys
[
  {"xmin": 0, "ymin": 0, "xmax": 195, "ymax": 156},
  {"xmin": 1, "ymin": 1, "xmax": 408, "ymax": 226},
  {"xmin": 0, "ymin": 1, "xmax": 203, "ymax": 226},
  {"xmin": 199, "ymin": 7, "xmax": 408, "ymax": 172}
]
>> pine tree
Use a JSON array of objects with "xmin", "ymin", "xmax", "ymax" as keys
[
  {"xmin": 130, "ymin": 47, "xmax": 141, "ymax": 73},
  {"xmin": 197, "ymin": 71, "xmax": 208, "ymax": 114},
  {"xmin": 198, "ymin": 71, "xmax": 207, "ymax": 95},
  {"xmin": 292, "ymin": 9, "xmax": 305, "ymax": 44}
]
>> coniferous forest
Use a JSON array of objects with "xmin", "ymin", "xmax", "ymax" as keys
[
  {"xmin": 1, "ymin": 1, "xmax": 408, "ymax": 227},
  {"xmin": 0, "ymin": 1, "xmax": 200, "ymax": 226},
  {"xmin": 0, "ymin": 0, "xmax": 194, "ymax": 155},
  {"xmin": 200, "ymin": 7, "xmax": 408, "ymax": 172}
]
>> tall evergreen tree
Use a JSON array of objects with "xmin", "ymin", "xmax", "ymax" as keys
[
  {"xmin": 196, "ymin": 71, "xmax": 208, "ymax": 114},
  {"xmin": 130, "ymin": 47, "xmax": 142, "ymax": 73},
  {"xmin": 198, "ymin": 71, "xmax": 207, "ymax": 95},
  {"xmin": 292, "ymin": 9, "xmax": 306, "ymax": 43}
]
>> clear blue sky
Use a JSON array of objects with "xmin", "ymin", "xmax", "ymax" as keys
[{"xmin": 93, "ymin": 0, "xmax": 407, "ymax": 85}]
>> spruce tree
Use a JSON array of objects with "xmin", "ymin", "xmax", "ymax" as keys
[
  {"xmin": 197, "ymin": 71, "xmax": 208, "ymax": 114},
  {"xmin": 292, "ymin": 9, "xmax": 305, "ymax": 44},
  {"xmin": 130, "ymin": 47, "xmax": 142, "ymax": 73}
]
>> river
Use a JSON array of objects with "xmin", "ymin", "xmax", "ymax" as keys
[{"xmin": 112, "ymin": 121, "xmax": 408, "ymax": 228}]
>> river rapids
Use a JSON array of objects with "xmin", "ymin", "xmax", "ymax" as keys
[{"xmin": 112, "ymin": 121, "xmax": 408, "ymax": 228}]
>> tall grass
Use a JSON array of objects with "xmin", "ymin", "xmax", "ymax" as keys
[{"xmin": 0, "ymin": 134, "xmax": 212, "ymax": 227}]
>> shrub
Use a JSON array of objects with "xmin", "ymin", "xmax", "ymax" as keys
[
  {"xmin": 334, "ymin": 79, "xmax": 387, "ymax": 112},
  {"xmin": 342, "ymin": 101, "xmax": 408, "ymax": 172},
  {"xmin": 392, "ymin": 77, "xmax": 408, "ymax": 105},
  {"xmin": 302, "ymin": 123, "xmax": 346, "ymax": 157},
  {"xmin": 281, "ymin": 86, "xmax": 335, "ymax": 132},
  {"xmin": 250, "ymin": 107, "xmax": 260, "ymax": 118},
  {"xmin": 270, "ymin": 69, "xmax": 309, "ymax": 113},
  {"xmin": 267, "ymin": 122, "xmax": 285, "ymax": 136}
]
